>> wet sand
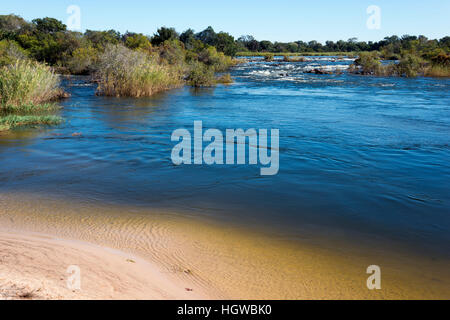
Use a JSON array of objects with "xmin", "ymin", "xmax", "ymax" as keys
[{"xmin": 0, "ymin": 192, "xmax": 449, "ymax": 300}]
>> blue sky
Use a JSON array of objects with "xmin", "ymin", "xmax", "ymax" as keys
[{"xmin": 1, "ymin": 0, "xmax": 449, "ymax": 43}]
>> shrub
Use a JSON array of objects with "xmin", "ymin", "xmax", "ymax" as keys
[
  {"xmin": 197, "ymin": 46, "xmax": 235, "ymax": 72},
  {"xmin": 95, "ymin": 44, "xmax": 183, "ymax": 97},
  {"xmin": 264, "ymin": 53, "xmax": 274, "ymax": 61},
  {"xmin": 395, "ymin": 54, "xmax": 426, "ymax": 77},
  {"xmin": 352, "ymin": 52, "xmax": 382, "ymax": 75},
  {"xmin": 186, "ymin": 61, "xmax": 216, "ymax": 87},
  {"xmin": 158, "ymin": 39, "xmax": 186, "ymax": 67},
  {"xmin": 216, "ymin": 73, "xmax": 233, "ymax": 84},
  {"xmin": 66, "ymin": 46, "xmax": 98, "ymax": 75},
  {"xmin": 0, "ymin": 60, "xmax": 61, "ymax": 109},
  {"xmin": 430, "ymin": 53, "xmax": 450, "ymax": 67},
  {"xmin": 424, "ymin": 64, "xmax": 450, "ymax": 77},
  {"xmin": 0, "ymin": 40, "xmax": 28, "ymax": 66},
  {"xmin": 124, "ymin": 33, "xmax": 152, "ymax": 51}
]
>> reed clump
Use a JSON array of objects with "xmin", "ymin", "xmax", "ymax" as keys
[
  {"xmin": 424, "ymin": 64, "xmax": 450, "ymax": 77},
  {"xmin": 0, "ymin": 60, "xmax": 62, "ymax": 109},
  {"xmin": 95, "ymin": 44, "xmax": 184, "ymax": 97},
  {"xmin": 0, "ymin": 59, "xmax": 64, "ymax": 131}
]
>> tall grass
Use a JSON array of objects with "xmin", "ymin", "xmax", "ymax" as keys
[
  {"xmin": 0, "ymin": 60, "xmax": 61, "ymax": 109},
  {"xmin": 0, "ymin": 59, "xmax": 63, "ymax": 131},
  {"xmin": 96, "ymin": 44, "xmax": 184, "ymax": 97},
  {"xmin": 424, "ymin": 65, "xmax": 450, "ymax": 77}
]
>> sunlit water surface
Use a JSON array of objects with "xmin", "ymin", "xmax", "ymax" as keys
[{"xmin": 1, "ymin": 57, "xmax": 449, "ymax": 257}]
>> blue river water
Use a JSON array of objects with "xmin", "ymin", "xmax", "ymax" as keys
[{"xmin": 1, "ymin": 57, "xmax": 449, "ymax": 256}]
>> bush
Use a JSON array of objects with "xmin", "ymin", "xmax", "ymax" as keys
[
  {"xmin": 186, "ymin": 61, "xmax": 216, "ymax": 87},
  {"xmin": 395, "ymin": 54, "xmax": 426, "ymax": 77},
  {"xmin": 95, "ymin": 44, "xmax": 183, "ymax": 97},
  {"xmin": 66, "ymin": 46, "xmax": 98, "ymax": 75},
  {"xmin": 0, "ymin": 40, "xmax": 28, "ymax": 66},
  {"xmin": 0, "ymin": 59, "xmax": 61, "ymax": 109},
  {"xmin": 264, "ymin": 53, "xmax": 274, "ymax": 61},
  {"xmin": 158, "ymin": 39, "xmax": 186, "ymax": 67},
  {"xmin": 196, "ymin": 46, "xmax": 235, "ymax": 72},
  {"xmin": 216, "ymin": 73, "xmax": 233, "ymax": 84},
  {"xmin": 352, "ymin": 52, "xmax": 382, "ymax": 75}
]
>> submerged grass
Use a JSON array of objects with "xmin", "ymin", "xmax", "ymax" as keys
[{"xmin": 0, "ymin": 114, "xmax": 62, "ymax": 131}]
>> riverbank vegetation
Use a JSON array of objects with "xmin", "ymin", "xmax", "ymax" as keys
[
  {"xmin": 238, "ymin": 35, "xmax": 449, "ymax": 77},
  {"xmin": 0, "ymin": 59, "xmax": 63, "ymax": 131},
  {"xmin": 0, "ymin": 14, "xmax": 449, "ymax": 129},
  {"xmin": 0, "ymin": 14, "xmax": 242, "ymax": 129},
  {"xmin": 349, "ymin": 48, "xmax": 450, "ymax": 78},
  {"xmin": 0, "ymin": 15, "xmax": 239, "ymax": 94}
]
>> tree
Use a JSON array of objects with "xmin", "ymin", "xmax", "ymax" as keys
[
  {"xmin": 85, "ymin": 30, "xmax": 120, "ymax": 49},
  {"xmin": 0, "ymin": 14, "xmax": 29, "ymax": 33},
  {"xmin": 286, "ymin": 42, "xmax": 299, "ymax": 53},
  {"xmin": 214, "ymin": 32, "xmax": 238, "ymax": 56},
  {"xmin": 123, "ymin": 32, "xmax": 151, "ymax": 50},
  {"xmin": 195, "ymin": 26, "xmax": 216, "ymax": 46},
  {"xmin": 151, "ymin": 27, "xmax": 179, "ymax": 46},
  {"xmin": 180, "ymin": 29, "xmax": 195, "ymax": 49},
  {"xmin": 259, "ymin": 40, "xmax": 274, "ymax": 52},
  {"xmin": 32, "ymin": 17, "xmax": 66, "ymax": 34}
]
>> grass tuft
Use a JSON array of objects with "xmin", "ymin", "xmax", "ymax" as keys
[
  {"xmin": 0, "ymin": 60, "xmax": 63, "ymax": 109},
  {"xmin": 95, "ymin": 44, "xmax": 184, "ymax": 97}
]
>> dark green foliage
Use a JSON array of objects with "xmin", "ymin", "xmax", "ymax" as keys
[
  {"xmin": 195, "ymin": 26, "xmax": 216, "ymax": 46},
  {"xmin": 214, "ymin": 32, "xmax": 239, "ymax": 57},
  {"xmin": 151, "ymin": 27, "xmax": 179, "ymax": 46},
  {"xmin": 180, "ymin": 29, "xmax": 195, "ymax": 50},
  {"xmin": 85, "ymin": 30, "xmax": 120, "ymax": 49},
  {"xmin": 32, "ymin": 17, "xmax": 66, "ymax": 33},
  {"xmin": 186, "ymin": 61, "xmax": 216, "ymax": 87},
  {"xmin": 123, "ymin": 32, "xmax": 151, "ymax": 50}
]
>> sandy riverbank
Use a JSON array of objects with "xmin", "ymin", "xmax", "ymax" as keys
[
  {"xmin": 0, "ymin": 192, "xmax": 449, "ymax": 300},
  {"xmin": 0, "ymin": 232, "xmax": 211, "ymax": 300}
]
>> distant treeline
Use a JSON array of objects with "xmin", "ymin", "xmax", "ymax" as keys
[
  {"xmin": 236, "ymin": 35, "xmax": 450, "ymax": 56},
  {"xmin": 2, "ymin": 14, "xmax": 449, "ymax": 64}
]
